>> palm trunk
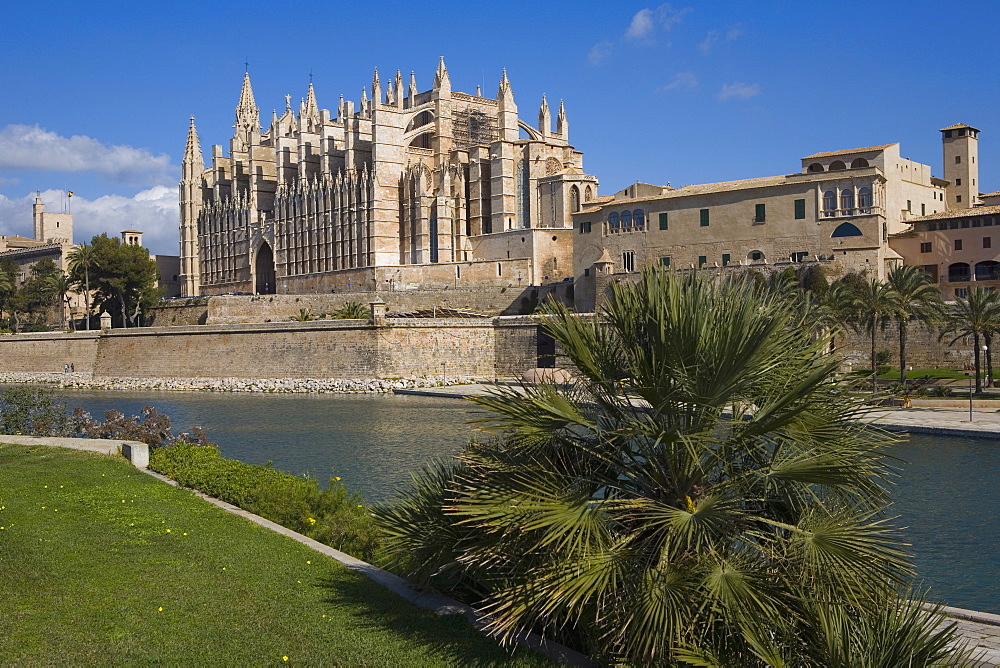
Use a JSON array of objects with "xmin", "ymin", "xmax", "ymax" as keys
[
  {"xmin": 974, "ymin": 332, "xmax": 982, "ymax": 394},
  {"xmin": 986, "ymin": 332, "xmax": 995, "ymax": 388},
  {"xmin": 898, "ymin": 319, "xmax": 907, "ymax": 383},
  {"xmin": 83, "ymin": 270, "xmax": 90, "ymax": 331},
  {"xmin": 871, "ymin": 325, "xmax": 878, "ymax": 394}
]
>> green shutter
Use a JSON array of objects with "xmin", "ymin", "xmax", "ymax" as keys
[
  {"xmin": 660, "ymin": 256, "xmax": 671, "ymax": 267},
  {"xmin": 755, "ymin": 203, "xmax": 765, "ymax": 222},
  {"xmin": 722, "ymin": 253, "xmax": 731, "ymax": 266},
  {"xmin": 700, "ymin": 209, "xmax": 709, "ymax": 226},
  {"xmin": 698, "ymin": 255, "xmax": 707, "ymax": 266},
  {"xmin": 659, "ymin": 212, "xmax": 668, "ymax": 230},
  {"xmin": 794, "ymin": 199, "xmax": 806, "ymax": 219}
]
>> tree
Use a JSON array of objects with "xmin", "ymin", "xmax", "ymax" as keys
[
  {"xmin": 375, "ymin": 268, "xmax": 967, "ymax": 665},
  {"xmin": 67, "ymin": 243, "xmax": 98, "ymax": 330},
  {"xmin": 5, "ymin": 258, "xmax": 60, "ymax": 331},
  {"xmin": 834, "ymin": 275, "xmax": 897, "ymax": 393},
  {"xmin": 73, "ymin": 234, "xmax": 161, "ymax": 328},
  {"xmin": 0, "ymin": 262, "xmax": 14, "ymax": 326},
  {"xmin": 887, "ymin": 265, "xmax": 943, "ymax": 383},
  {"xmin": 939, "ymin": 287, "xmax": 1000, "ymax": 393},
  {"xmin": 46, "ymin": 271, "xmax": 76, "ymax": 331}
]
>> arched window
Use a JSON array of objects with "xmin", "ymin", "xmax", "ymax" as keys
[
  {"xmin": 949, "ymin": 262, "xmax": 971, "ymax": 282},
  {"xmin": 829, "ymin": 160, "xmax": 847, "ymax": 171},
  {"xmin": 832, "ymin": 222, "xmax": 863, "ymax": 237},
  {"xmin": 823, "ymin": 191, "xmax": 837, "ymax": 217},
  {"xmin": 851, "ymin": 158, "xmax": 869, "ymax": 168},
  {"xmin": 975, "ymin": 261, "xmax": 1000, "ymax": 281},
  {"xmin": 807, "ymin": 163, "xmax": 824, "ymax": 173},
  {"xmin": 621, "ymin": 210, "xmax": 632, "ymax": 228},
  {"xmin": 748, "ymin": 250, "xmax": 765, "ymax": 262},
  {"xmin": 633, "ymin": 209, "xmax": 645, "ymax": 228},
  {"xmin": 609, "ymin": 212, "xmax": 619, "ymax": 228},
  {"xmin": 858, "ymin": 187, "xmax": 872, "ymax": 213},
  {"xmin": 584, "ymin": 185, "xmax": 593, "ymax": 202},
  {"xmin": 841, "ymin": 189, "xmax": 855, "ymax": 215},
  {"xmin": 570, "ymin": 186, "xmax": 580, "ymax": 212}
]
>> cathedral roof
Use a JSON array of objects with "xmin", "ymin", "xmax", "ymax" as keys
[
  {"xmin": 905, "ymin": 204, "xmax": 1000, "ymax": 221},
  {"xmin": 940, "ymin": 122, "xmax": 980, "ymax": 132}
]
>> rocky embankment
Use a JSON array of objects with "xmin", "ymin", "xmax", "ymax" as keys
[{"xmin": 0, "ymin": 372, "xmax": 473, "ymax": 394}]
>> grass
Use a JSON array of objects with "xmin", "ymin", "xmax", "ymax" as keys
[
  {"xmin": 0, "ymin": 444, "xmax": 550, "ymax": 666},
  {"xmin": 847, "ymin": 368, "xmax": 972, "ymax": 380}
]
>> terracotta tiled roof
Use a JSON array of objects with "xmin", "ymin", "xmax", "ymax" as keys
[
  {"xmin": 980, "ymin": 191, "xmax": 1000, "ymax": 198},
  {"xmin": 907, "ymin": 204, "xmax": 1000, "ymax": 221},
  {"xmin": 801, "ymin": 144, "xmax": 896, "ymax": 160},
  {"xmin": 940, "ymin": 122, "xmax": 980, "ymax": 132}
]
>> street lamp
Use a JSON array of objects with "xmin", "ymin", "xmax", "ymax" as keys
[{"xmin": 984, "ymin": 345, "xmax": 990, "ymax": 389}]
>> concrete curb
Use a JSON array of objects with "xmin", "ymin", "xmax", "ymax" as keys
[
  {"xmin": 0, "ymin": 434, "xmax": 149, "ymax": 467},
  {"xmin": 140, "ymin": 469, "xmax": 595, "ymax": 667}
]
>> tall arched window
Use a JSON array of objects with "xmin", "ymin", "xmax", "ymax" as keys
[
  {"xmin": 841, "ymin": 189, "xmax": 855, "ymax": 215},
  {"xmin": 609, "ymin": 212, "xmax": 619, "ymax": 228},
  {"xmin": 584, "ymin": 185, "xmax": 593, "ymax": 202},
  {"xmin": 858, "ymin": 187, "xmax": 872, "ymax": 213},
  {"xmin": 633, "ymin": 209, "xmax": 645, "ymax": 228},
  {"xmin": 621, "ymin": 210, "xmax": 632, "ymax": 228},
  {"xmin": 516, "ymin": 160, "xmax": 530, "ymax": 228},
  {"xmin": 823, "ymin": 191, "xmax": 837, "ymax": 217},
  {"xmin": 570, "ymin": 186, "xmax": 580, "ymax": 212}
]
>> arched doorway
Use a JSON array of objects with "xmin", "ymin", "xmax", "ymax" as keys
[{"xmin": 255, "ymin": 242, "xmax": 276, "ymax": 294}]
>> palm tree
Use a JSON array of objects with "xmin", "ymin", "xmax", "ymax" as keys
[
  {"xmin": 940, "ymin": 287, "xmax": 1000, "ymax": 393},
  {"xmin": 833, "ymin": 276, "xmax": 897, "ymax": 393},
  {"xmin": 67, "ymin": 244, "xmax": 97, "ymax": 330},
  {"xmin": 0, "ymin": 270, "xmax": 13, "ymax": 325},
  {"xmin": 375, "ymin": 268, "xmax": 967, "ymax": 665},
  {"xmin": 46, "ymin": 271, "xmax": 75, "ymax": 331},
  {"xmin": 887, "ymin": 265, "xmax": 943, "ymax": 383}
]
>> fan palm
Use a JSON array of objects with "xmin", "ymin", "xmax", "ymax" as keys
[
  {"xmin": 376, "ymin": 268, "xmax": 967, "ymax": 665},
  {"xmin": 0, "ymin": 270, "xmax": 13, "ymax": 324},
  {"xmin": 67, "ymin": 244, "xmax": 97, "ymax": 330},
  {"xmin": 834, "ymin": 276, "xmax": 897, "ymax": 393},
  {"xmin": 887, "ymin": 266, "xmax": 943, "ymax": 383},
  {"xmin": 46, "ymin": 271, "xmax": 75, "ymax": 331},
  {"xmin": 939, "ymin": 287, "xmax": 1000, "ymax": 393}
]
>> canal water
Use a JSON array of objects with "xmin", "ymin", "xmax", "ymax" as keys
[{"xmin": 16, "ymin": 387, "xmax": 1000, "ymax": 614}]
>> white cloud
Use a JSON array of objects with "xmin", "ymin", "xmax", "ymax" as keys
[
  {"xmin": 625, "ymin": 4, "xmax": 691, "ymax": 41},
  {"xmin": 588, "ymin": 40, "xmax": 614, "ymax": 65},
  {"xmin": 717, "ymin": 81, "xmax": 761, "ymax": 101},
  {"xmin": 626, "ymin": 8, "xmax": 656, "ymax": 40},
  {"xmin": 657, "ymin": 72, "xmax": 698, "ymax": 93},
  {"xmin": 699, "ymin": 30, "xmax": 720, "ymax": 53},
  {"xmin": 0, "ymin": 125, "xmax": 175, "ymax": 186},
  {"xmin": 0, "ymin": 186, "xmax": 179, "ymax": 256},
  {"xmin": 725, "ymin": 24, "xmax": 743, "ymax": 41}
]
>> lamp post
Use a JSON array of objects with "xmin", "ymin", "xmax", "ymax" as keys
[
  {"xmin": 968, "ymin": 371, "xmax": 974, "ymax": 422},
  {"xmin": 984, "ymin": 345, "xmax": 990, "ymax": 389}
]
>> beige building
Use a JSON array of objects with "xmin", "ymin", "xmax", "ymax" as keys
[
  {"xmin": 572, "ymin": 124, "xmax": 979, "ymax": 310},
  {"xmin": 180, "ymin": 60, "xmax": 597, "ymax": 298}
]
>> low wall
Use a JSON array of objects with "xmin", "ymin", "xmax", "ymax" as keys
[
  {"xmin": 0, "ymin": 331, "xmax": 99, "ymax": 373},
  {"xmin": 837, "ymin": 324, "xmax": 973, "ymax": 370},
  {"xmin": 0, "ymin": 318, "xmax": 543, "ymax": 381}
]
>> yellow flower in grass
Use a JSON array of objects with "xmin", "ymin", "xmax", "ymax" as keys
[
  {"xmin": 307, "ymin": 517, "xmax": 316, "ymax": 525},
  {"xmin": 282, "ymin": 657, "xmax": 289, "ymax": 662}
]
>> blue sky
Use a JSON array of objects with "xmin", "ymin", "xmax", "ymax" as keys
[{"xmin": 2, "ymin": 0, "xmax": 998, "ymax": 255}]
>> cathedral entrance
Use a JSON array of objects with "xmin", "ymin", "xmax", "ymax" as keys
[{"xmin": 255, "ymin": 242, "xmax": 276, "ymax": 294}]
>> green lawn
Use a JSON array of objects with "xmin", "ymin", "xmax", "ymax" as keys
[{"xmin": 0, "ymin": 445, "xmax": 550, "ymax": 666}]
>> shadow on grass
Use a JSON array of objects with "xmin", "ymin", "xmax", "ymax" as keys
[{"xmin": 316, "ymin": 573, "xmax": 553, "ymax": 667}]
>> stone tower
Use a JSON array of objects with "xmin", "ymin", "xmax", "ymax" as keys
[
  {"xmin": 179, "ymin": 117, "xmax": 204, "ymax": 297},
  {"xmin": 941, "ymin": 123, "xmax": 980, "ymax": 208},
  {"xmin": 32, "ymin": 195, "xmax": 72, "ymax": 244}
]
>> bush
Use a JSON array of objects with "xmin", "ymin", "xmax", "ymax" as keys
[
  {"xmin": 150, "ymin": 444, "xmax": 382, "ymax": 561},
  {"xmin": 0, "ymin": 387, "xmax": 69, "ymax": 436}
]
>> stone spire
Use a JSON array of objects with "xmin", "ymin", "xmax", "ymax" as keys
[
  {"xmin": 433, "ymin": 56, "xmax": 450, "ymax": 90},
  {"xmin": 183, "ymin": 116, "xmax": 204, "ymax": 174},
  {"xmin": 361, "ymin": 86, "xmax": 369, "ymax": 115},
  {"xmin": 408, "ymin": 71, "xmax": 418, "ymax": 102},
  {"xmin": 557, "ymin": 99, "xmax": 568, "ymax": 141},
  {"xmin": 497, "ymin": 68, "xmax": 514, "ymax": 107},
  {"xmin": 371, "ymin": 68, "xmax": 381, "ymax": 108},
  {"xmin": 394, "ymin": 70, "xmax": 404, "ymax": 107},
  {"xmin": 233, "ymin": 71, "xmax": 260, "ymax": 152},
  {"xmin": 538, "ymin": 94, "xmax": 551, "ymax": 138}
]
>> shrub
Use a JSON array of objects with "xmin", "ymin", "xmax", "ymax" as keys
[
  {"xmin": 0, "ymin": 387, "xmax": 70, "ymax": 436},
  {"xmin": 331, "ymin": 301, "xmax": 370, "ymax": 319},
  {"xmin": 150, "ymin": 444, "xmax": 381, "ymax": 561}
]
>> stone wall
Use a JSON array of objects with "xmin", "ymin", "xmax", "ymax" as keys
[
  {"xmin": 837, "ymin": 323, "xmax": 974, "ymax": 370},
  {"xmin": 0, "ymin": 331, "xmax": 99, "ymax": 372},
  {"xmin": 0, "ymin": 318, "xmax": 547, "ymax": 381},
  {"xmin": 145, "ymin": 299, "xmax": 209, "ymax": 327}
]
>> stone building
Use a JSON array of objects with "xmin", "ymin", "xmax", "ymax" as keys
[
  {"xmin": 572, "ymin": 124, "xmax": 980, "ymax": 310},
  {"xmin": 179, "ymin": 60, "xmax": 598, "ymax": 298}
]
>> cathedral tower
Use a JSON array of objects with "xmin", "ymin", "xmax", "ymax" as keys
[{"xmin": 179, "ymin": 116, "xmax": 204, "ymax": 296}]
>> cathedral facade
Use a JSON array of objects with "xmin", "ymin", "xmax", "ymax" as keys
[{"xmin": 179, "ymin": 59, "xmax": 598, "ymax": 297}]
